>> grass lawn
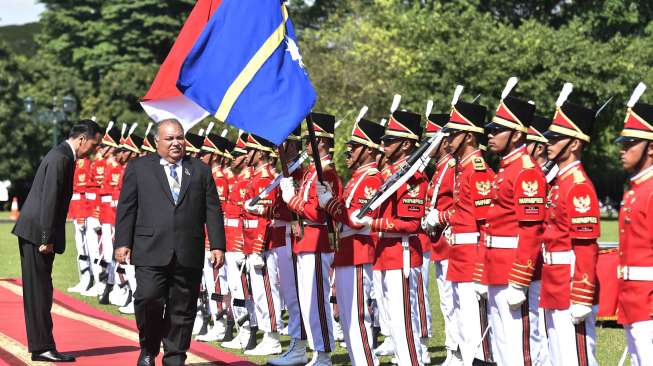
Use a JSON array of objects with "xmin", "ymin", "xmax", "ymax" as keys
[{"xmin": 0, "ymin": 220, "xmax": 627, "ymax": 365}]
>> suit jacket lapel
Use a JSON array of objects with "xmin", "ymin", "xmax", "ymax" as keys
[
  {"xmin": 152, "ymin": 155, "xmax": 175, "ymax": 205},
  {"xmin": 177, "ymin": 158, "xmax": 192, "ymax": 204}
]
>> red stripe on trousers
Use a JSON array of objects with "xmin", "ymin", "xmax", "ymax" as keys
[
  {"xmin": 402, "ymin": 275, "xmax": 419, "ymax": 366},
  {"xmin": 575, "ymin": 322, "xmax": 588, "ymax": 366},
  {"xmin": 521, "ymin": 300, "xmax": 532, "ymax": 366},
  {"xmin": 315, "ymin": 253, "xmax": 331, "ymax": 352},
  {"xmin": 416, "ymin": 271, "xmax": 428, "ymax": 338},
  {"xmin": 262, "ymin": 264, "xmax": 277, "ymax": 332},
  {"xmin": 356, "ymin": 266, "xmax": 374, "ymax": 366}
]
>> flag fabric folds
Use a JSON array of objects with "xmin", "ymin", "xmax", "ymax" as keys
[
  {"xmin": 177, "ymin": 0, "xmax": 317, "ymax": 145},
  {"xmin": 140, "ymin": 0, "xmax": 222, "ymax": 130}
]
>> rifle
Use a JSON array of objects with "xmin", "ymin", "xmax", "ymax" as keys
[
  {"xmin": 249, "ymin": 151, "xmax": 308, "ymax": 205},
  {"xmin": 357, "ymin": 130, "xmax": 445, "ymax": 219}
]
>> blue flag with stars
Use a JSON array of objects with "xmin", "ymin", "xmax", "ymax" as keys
[{"xmin": 177, "ymin": 0, "xmax": 316, "ymax": 145}]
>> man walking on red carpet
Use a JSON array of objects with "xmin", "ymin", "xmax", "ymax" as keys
[{"xmin": 114, "ymin": 119, "xmax": 226, "ymax": 366}]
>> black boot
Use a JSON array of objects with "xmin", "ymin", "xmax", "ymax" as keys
[
  {"xmin": 197, "ymin": 316, "xmax": 210, "ymax": 336},
  {"xmin": 221, "ymin": 320, "xmax": 235, "ymax": 342},
  {"xmin": 99, "ymin": 283, "xmax": 113, "ymax": 304},
  {"xmin": 245, "ymin": 326, "xmax": 258, "ymax": 350}
]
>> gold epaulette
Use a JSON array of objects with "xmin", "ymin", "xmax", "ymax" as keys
[
  {"xmin": 472, "ymin": 157, "xmax": 486, "ymax": 171},
  {"xmin": 447, "ymin": 158, "xmax": 456, "ymax": 168},
  {"xmin": 521, "ymin": 155, "xmax": 534, "ymax": 169},
  {"xmin": 573, "ymin": 170, "xmax": 586, "ymax": 184}
]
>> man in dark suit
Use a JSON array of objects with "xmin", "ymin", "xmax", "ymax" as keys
[
  {"xmin": 114, "ymin": 119, "xmax": 226, "ymax": 366},
  {"xmin": 12, "ymin": 120, "xmax": 102, "ymax": 362}
]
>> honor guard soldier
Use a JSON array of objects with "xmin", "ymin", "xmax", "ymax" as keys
[
  {"xmin": 242, "ymin": 134, "xmax": 284, "ymax": 356},
  {"xmin": 427, "ymin": 90, "xmax": 494, "ymax": 365},
  {"xmin": 540, "ymin": 83, "xmax": 600, "ymax": 366},
  {"xmin": 67, "ymin": 155, "xmax": 93, "ymax": 294},
  {"xmin": 195, "ymin": 129, "xmax": 233, "ymax": 343},
  {"xmin": 615, "ymin": 83, "xmax": 653, "ymax": 365},
  {"xmin": 482, "ymin": 78, "xmax": 547, "ymax": 365},
  {"xmin": 268, "ymin": 127, "xmax": 311, "ymax": 366},
  {"xmin": 526, "ymin": 115, "xmax": 553, "ymax": 168},
  {"xmin": 116, "ymin": 125, "xmax": 144, "ymax": 315},
  {"xmin": 316, "ymin": 118, "xmax": 384, "ymax": 366},
  {"xmin": 221, "ymin": 133, "xmax": 259, "ymax": 350},
  {"xmin": 280, "ymin": 113, "xmax": 342, "ymax": 366},
  {"xmin": 352, "ymin": 110, "xmax": 428, "ymax": 366},
  {"xmin": 422, "ymin": 112, "xmax": 458, "ymax": 364},
  {"xmin": 97, "ymin": 122, "xmax": 122, "ymax": 304},
  {"xmin": 84, "ymin": 140, "xmax": 108, "ymax": 298}
]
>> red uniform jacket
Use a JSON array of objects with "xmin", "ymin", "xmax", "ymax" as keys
[
  {"xmin": 70, "ymin": 158, "xmax": 91, "ymax": 221},
  {"xmin": 244, "ymin": 163, "xmax": 276, "ymax": 253},
  {"xmin": 287, "ymin": 157, "xmax": 342, "ymax": 254},
  {"xmin": 369, "ymin": 157, "xmax": 428, "ymax": 271},
  {"xmin": 269, "ymin": 167, "xmax": 304, "ymax": 250},
  {"xmin": 481, "ymin": 146, "xmax": 546, "ymax": 286},
  {"xmin": 86, "ymin": 158, "xmax": 105, "ymax": 220},
  {"xmin": 222, "ymin": 167, "xmax": 251, "ymax": 253},
  {"xmin": 99, "ymin": 158, "xmax": 121, "ymax": 225},
  {"xmin": 444, "ymin": 150, "xmax": 494, "ymax": 283},
  {"xmin": 323, "ymin": 161, "xmax": 382, "ymax": 267},
  {"xmin": 425, "ymin": 154, "xmax": 455, "ymax": 261},
  {"xmin": 617, "ymin": 165, "xmax": 653, "ymax": 324},
  {"xmin": 540, "ymin": 161, "xmax": 600, "ymax": 310},
  {"xmin": 212, "ymin": 165, "xmax": 230, "ymax": 204}
]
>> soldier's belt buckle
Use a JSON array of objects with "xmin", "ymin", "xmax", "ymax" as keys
[{"xmin": 617, "ymin": 265, "xmax": 626, "ymax": 280}]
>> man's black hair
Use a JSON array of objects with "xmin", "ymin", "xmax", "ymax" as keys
[{"xmin": 69, "ymin": 119, "xmax": 102, "ymax": 139}]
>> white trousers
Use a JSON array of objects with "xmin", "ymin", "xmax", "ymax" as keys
[
  {"xmin": 225, "ymin": 251, "xmax": 257, "ymax": 328},
  {"xmin": 452, "ymin": 281, "xmax": 492, "ymax": 363},
  {"xmin": 625, "ymin": 320, "xmax": 653, "ymax": 366},
  {"xmin": 488, "ymin": 282, "xmax": 546, "ymax": 366},
  {"xmin": 381, "ymin": 268, "xmax": 423, "ymax": 366},
  {"xmin": 433, "ymin": 259, "xmax": 456, "ymax": 351},
  {"xmin": 274, "ymin": 244, "xmax": 305, "ymax": 340},
  {"xmin": 249, "ymin": 250, "xmax": 283, "ymax": 333},
  {"xmin": 100, "ymin": 223, "xmax": 115, "ymax": 284},
  {"xmin": 543, "ymin": 307, "xmax": 597, "ymax": 366},
  {"xmin": 335, "ymin": 264, "xmax": 378, "ymax": 366},
  {"xmin": 296, "ymin": 252, "xmax": 334, "ymax": 352},
  {"xmin": 73, "ymin": 220, "xmax": 91, "ymax": 281},
  {"xmin": 416, "ymin": 251, "xmax": 432, "ymax": 338},
  {"xmin": 85, "ymin": 217, "xmax": 102, "ymax": 284},
  {"xmin": 372, "ymin": 269, "xmax": 391, "ymax": 337},
  {"xmin": 201, "ymin": 251, "xmax": 228, "ymax": 317}
]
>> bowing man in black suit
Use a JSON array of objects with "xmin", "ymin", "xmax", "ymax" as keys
[
  {"xmin": 12, "ymin": 120, "xmax": 102, "ymax": 362},
  {"xmin": 114, "ymin": 119, "xmax": 226, "ymax": 366}
]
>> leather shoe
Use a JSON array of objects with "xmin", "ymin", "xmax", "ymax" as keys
[
  {"xmin": 31, "ymin": 349, "xmax": 76, "ymax": 362},
  {"xmin": 137, "ymin": 351, "xmax": 155, "ymax": 366}
]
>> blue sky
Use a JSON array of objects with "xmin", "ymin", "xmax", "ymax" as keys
[{"xmin": 0, "ymin": 0, "xmax": 45, "ymax": 26}]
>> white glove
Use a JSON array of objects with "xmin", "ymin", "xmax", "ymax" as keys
[
  {"xmin": 316, "ymin": 181, "xmax": 333, "ymax": 208},
  {"xmin": 570, "ymin": 303, "xmax": 593, "ymax": 324},
  {"xmin": 244, "ymin": 199, "xmax": 264, "ymax": 215},
  {"xmin": 420, "ymin": 216, "xmax": 428, "ymax": 231},
  {"xmin": 350, "ymin": 209, "xmax": 372, "ymax": 229},
  {"xmin": 248, "ymin": 253, "xmax": 265, "ymax": 269},
  {"xmin": 425, "ymin": 209, "xmax": 440, "ymax": 228},
  {"xmin": 280, "ymin": 177, "xmax": 295, "ymax": 203},
  {"xmin": 505, "ymin": 284, "xmax": 528, "ymax": 310},
  {"xmin": 233, "ymin": 252, "xmax": 246, "ymax": 268},
  {"xmin": 474, "ymin": 283, "xmax": 488, "ymax": 300}
]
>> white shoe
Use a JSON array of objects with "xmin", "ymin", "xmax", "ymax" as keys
[
  {"xmin": 374, "ymin": 337, "xmax": 395, "ymax": 356},
  {"xmin": 109, "ymin": 285, "xmax": 129, "ymax": 306},
  {"xmin": 118, "ymin": 301, "xmax": 134, "ymax": 314},
  {"xmin": 279, "ymin": 325, "xmax": 289, "ymax": 336},
  {"xmin": 67, "ymin": 279, "xmax": 88, "ymax": 293},
  {"xmin": 196, "ymin": 320, "xmax": 227, "ymax": 342},
  {"xmin": 192, "ymin": 313, "xmax": 203, "ymax": 335},
  {"xmin": 267, "ymin": 338, "xmax": 308, "ymax": 366},
  {"xmin": 305, "ymin": 351, "xmax": 331, "ymax": 366},
  {"xmin": 221, "ymin": 326, "xmax": 250, "ymax": 349},
  {"xmin": 333, "ymin": 320, "xmax": 344, "ymax": 342},
  {"xmin": 439, "ymin": 349, "xmax": 455, "ymax": 366},
  {"xmin": 244, "ymin": 332, "xmax": 282, "ymax": 356},
  {"xmin": 81, "ymin": 283, "xmax": 101, "ymax": 297},
  {"xmin": 421, "ymin": 338, "xmax": 431, "ymax": 364}
]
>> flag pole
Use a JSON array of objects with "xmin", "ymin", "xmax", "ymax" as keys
[
  {"xmin": 305, "ymin": 115, "xmax": 338, "ymax": 249},
  {"xmin": 278, "ymin": 144, "xmax": 303, "ymax": 238}
]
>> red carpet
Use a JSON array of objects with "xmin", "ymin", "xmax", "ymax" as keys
[{"xmin": 0, "ymin": 279, "xmax": 254, "ymax": 365}]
